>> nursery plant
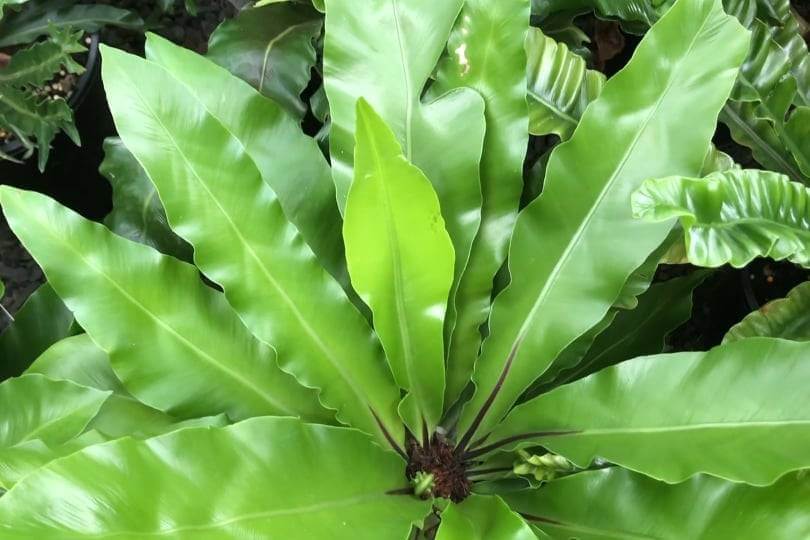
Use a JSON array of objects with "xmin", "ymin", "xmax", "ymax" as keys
[
  {"xmin": 0, "ymin": 0, "xmax": 140, "ymax": 170},
  {"xmin": 1, "ymin": 0, "xmax": 810, "ymax": 538}
]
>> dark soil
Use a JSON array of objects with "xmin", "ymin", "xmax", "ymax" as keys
[
  {"xmin": 406, "ymin": 436, "xmax": 471, "ymax": 502},
  {"xmin": 98, "ymin": 0, "xmax": 237, "ymax": 54}
]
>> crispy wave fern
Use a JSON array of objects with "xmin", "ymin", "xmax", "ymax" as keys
[{"xmin": 1, "ymin": 0, "xmax": 810, "ymax": 537}]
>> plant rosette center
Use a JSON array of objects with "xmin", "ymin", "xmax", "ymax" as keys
[{"xmin": 405, "ymin": 435, "xmax": 471, "ymax": 502}]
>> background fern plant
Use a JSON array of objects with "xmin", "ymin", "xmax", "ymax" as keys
[
  {"xmin": 1, "ymin": 0, "xmax": 810, "ymax": 537},
  {"xmin": 0, "ymin": 0, "xmax": 140, "ymax": 170}
]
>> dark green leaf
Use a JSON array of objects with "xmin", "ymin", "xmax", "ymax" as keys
[
  {"xmin": 0, "ymin": 1, "xmax": 143, "ymax": 47},
  {"xmin": 0, "ymin": 283, "xmax": 74, "ymax": 380},
  {"xmin": 100, "ymin": 138, "xmax": 193, "ymax": 261},
  {"xmin": 207, "ymin": 3, "xmax": 321, "ymax": 119}
]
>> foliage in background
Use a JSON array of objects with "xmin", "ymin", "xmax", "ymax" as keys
[{"xmin": 0, "ymin": 0, "xmax": 141, "ymax": 170}]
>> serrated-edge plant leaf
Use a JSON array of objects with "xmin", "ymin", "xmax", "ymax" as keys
[
  {"xmin": 0, "ymin": 2, "xmax": 143, "ymax": 47},
  {"xmin": 0, "ymin": 29, "xmax": 84, "ymax": 87}
]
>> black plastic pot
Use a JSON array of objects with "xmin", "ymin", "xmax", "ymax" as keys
[{"xmin": 1, "ymin": 33, "xmax": 101, "ymax": 161}]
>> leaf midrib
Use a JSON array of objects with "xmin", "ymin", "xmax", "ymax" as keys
[
  {"xmin": 258, "ymin": 22, "xmax": 311, "ymax": 93},
  {"xmin": 365, "ymin": 130, "xmax": 421, "ymax": 423},
  {"xmin": 12, "ymin": 196, "xmax": 296, "ymax": 418},
  {"xmin": 72, "ymin": 493, "xmax": 394, "ymax": 538},
  {"xmin": 503, "ymin": 10, "xmax": 713, "ymax": 401}
]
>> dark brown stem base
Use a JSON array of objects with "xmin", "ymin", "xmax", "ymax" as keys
[{"xmin": 406, "ymin": 435, "xmax": 471, "ymax": 503}]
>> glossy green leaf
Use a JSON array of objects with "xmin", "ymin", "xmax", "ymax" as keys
[
  {"xmin": 0, "ymin": 187, "xmax": 329, "ymax": 424},
  {"xmin": 26, "ymin": 334, "xmax": 123, "ymax": 394},
  {"xmin": 323, "ymin": 0, "xmax": 486, "ymax": 323},
  {"xmin": 207, "ymin": 3, "xmax": 322, "ymax": 120},
  {"xmin": 145, "ymin": 33, "xmax": 347, "ymax": 290},
  {"xmin": 456, "ymin": 0, "xmax": 749, "ymax": 444},
  {"xmin": 0, "ymin": 1, "xmax": 143, "ymax": 47},
  {"xmin": 633, "ymin": 169, "xmax": 810, "ymax": 268},
  {"xmin": 428, "ymin": 0, "xmax": 530, "ymax": 409},
  {"xmin": 102, "ymin": 46, "xmax": 402, "ymax": 446},
  {"xmin": 784, "ymin": 106, "xmax": 810, "ymax": 168},
  {"xmin": 503, "ymin": 468, "xmax": 810, "ymax": 539},
  {"xmin": 489, "ymin": 338, "xmax": 810, "ymax": 484},
  {"xmin": 0, "ymin": 374, "xmax": 109, "ymax": 489},
  {"xmin": 0, "ymin": 418, "xmax": 430, "ymax": 539},
  {"xmin": 26, "ymin": 334, "xmax": 229, "ymax": 440},
  {"xmin": 100, "ymin": 137, "xmax": 193, "ymax": 262},
  {"xmin": 0, "ymin": 283, "xmax": 74, "ymax": 380},
  {"xmin": 87, "ymin": 396, "xmax": 229, "ymax": 440},
  {"xmin": 0, "ymin": 431, "xmax": 106, "ymax": 491},
  {"xmin": 436, "ymin": 494, "xmax": 536, "ymax": 540},
  {"xmin": 766, "ymin": 0, "xmax": 810, "ymax": 105},
  {"xmin": 526, "ymin": 28, "xmax": 605, "ymax": 139},
  {"xmin": 344, "ymin": 100, "xmax": 453, "ymax": 434},
  {"xmin": 724, "ymin": 280, "xmax": 810, "ymax": 342}
]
